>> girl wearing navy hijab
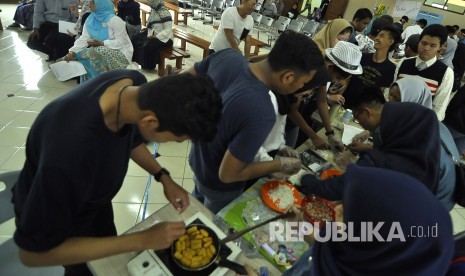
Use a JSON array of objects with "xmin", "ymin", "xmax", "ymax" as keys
[
  {"xmin": 63, "ymin": 0, "xmax": 133, "ymax": 82},
  {"xmin": 282, "ymin": 165, "xmax": 454, "ymax": 276}
]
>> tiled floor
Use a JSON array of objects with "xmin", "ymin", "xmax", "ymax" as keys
[{"xmin": 1, "ymin": 3, "xmax": 465, "ymax": 250}]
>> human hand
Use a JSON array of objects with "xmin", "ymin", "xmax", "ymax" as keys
[
  {"xmin": 328, "ymin": 81, "xmax": 346, "ymax": 95},
  {"xmin": 29, "ymin": 28, "xmax": 40, "ymax": 40},
  {"xmin": 328, "ymin": 135, "xmax": 344, "ymax": 152},
  {"xmin": 327, "ymin": 94, "xmax": 345, "ymax": 105},
  {"xmin": 162, "ymin": 178, "xmax": 190, "ymax": 213},
  {"xmin": 352, "ymin": 130, "xmax": 370, "ymax": 143},
  {"xmin": 311, "ymin": 135, "xmax": 330, "ymax": 150},
  {"xmin": 142, "ymin": 221, "xmax": 186, "ymax": 250},
  {"xmin": 348, "ymin": 141, "xmax": 372, "ymax": 153},
  {"xmin": 87, "ymin": 39, "xmax": 104, "ymax": 47},
  {"xmin": 276, "ymin": 156, "xmax": 301, "ymax": 175},
  {"xmin": 63, "ymin": 52, "xmax": 76, "ymax": 62},
  {"xmin": 277, "ymin": 145, "xmax": 299, "ymax": 159}
]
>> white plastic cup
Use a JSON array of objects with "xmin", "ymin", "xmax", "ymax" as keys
[{"xmin": 342, "ymin": 109, "xmax": 352, "ymax": 124}]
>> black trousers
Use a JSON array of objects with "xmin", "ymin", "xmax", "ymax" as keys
[
  {"xmin": 27, "ymin": 21, "xmax": 75, "ymax": 60},
  {"xmin": 132, "ymin": 31, "xmax": 173, "ymax": 70}
]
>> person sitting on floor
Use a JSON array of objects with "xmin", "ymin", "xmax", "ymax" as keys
[
  {"xmin": 27, "ymin": 0, "xmax": 77, "ymax": 61},
  {"xmin": 8, "ymin": 0, "xmax": 35, "ymax": 30},
  {"xmin": 131, "ymin": 0, "xmax": 173, "ymax": 71},
  {"xmin": 63, "ymin": 0, "xmax": 133, "ymax": 82},
  {"xmin": 116, "ymin": 0, "xmax": 141, "ymax": 40}
]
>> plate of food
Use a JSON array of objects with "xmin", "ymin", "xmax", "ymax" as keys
[
  {"xmin": 301, "ymin": 194, "xmax": 336, "ymax": 228},
  {"xmin": 320, "ymin": 169, "xmax": 343, "ymax": 180},
  {"xmin": 261, "ymin": 180, "xmax": 302, "ymax": 213}
]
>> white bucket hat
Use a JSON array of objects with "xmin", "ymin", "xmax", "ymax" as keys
[{"xmin": 325, "ymin": 41, "xmax": 363, "ymax": 75}]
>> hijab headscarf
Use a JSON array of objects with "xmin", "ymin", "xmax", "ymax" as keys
[
  {"xmin": 313, "ymin": 19, "xmax": 353, "ymax": 54},
  {"xmin": 312, "ymin": 165, "xmax": 454, "ymax": 276},
  {"xmin": 74, "ymin": 0, "xmax": 92, "ymax": 34},
  {"xmin": 366, "ymin": 102, "xmax": 441, "ymax": 193},
  {"xmin": 391, "ymin": 78, "xmax": 433, "ymax": 109},
  {"xmin": 441, "ymin": 37, "xmax": 457, "ymax": 69},
  {"xmin": 85, "ymin": 0, "xmax": 116, "ymax": 41},
  {"xmin": 146, "ymin": 0, "xmax": 172, "ymax": 28}
]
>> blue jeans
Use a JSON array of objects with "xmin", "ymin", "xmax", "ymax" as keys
[
  {"xmin": 192, "ymin": 176, "xmax": 244, "ymax": 214},
  {"xmin": 446, "ymin": 125, "xmax": 465, "ymax": 154}
]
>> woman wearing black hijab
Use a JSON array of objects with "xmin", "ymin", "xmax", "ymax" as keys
[
  {"xmin": 282, "ymin": 165, "xmax": 454, "ymax": 276},
  {"xmin": 300, "ymin": 91, "xmax": 441, "ymax": 200}
]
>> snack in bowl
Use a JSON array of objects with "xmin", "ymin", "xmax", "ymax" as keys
[
  {"xmin": 320, "ymin": 169, "xmax": 343, "ymax": 180},
  {"xmin": 261, "ymin": 180, "xmax": 302, "ymax": 213},
  {"xmin": 302, "ymin": 195, "xmax": 336, "ymax": 228},
  {"xmin": 173, "ymin": 225, "xmax": 216, "ymax": 269}
]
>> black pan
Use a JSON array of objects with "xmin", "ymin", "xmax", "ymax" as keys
[{"xmin": 171, "ymin": 224, "xmax": 247, "ymax": 275}]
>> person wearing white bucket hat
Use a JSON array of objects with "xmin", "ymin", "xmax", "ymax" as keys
[{"xmin": 325, "ymin": 41, "xmax": 363, "ymax": 75}]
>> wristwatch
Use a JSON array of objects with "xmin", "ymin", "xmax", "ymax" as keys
[{"xmin": 154, "ymin": 168, "xmax": 170, "ymax": 182}]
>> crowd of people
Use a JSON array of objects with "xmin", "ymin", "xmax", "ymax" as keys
[{"xmin": 6, "ymin": 1, "xmax": 465, "ymax": 275}]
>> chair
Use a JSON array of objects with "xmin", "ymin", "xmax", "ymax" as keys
[
  {"xmin": 0, "ymin": 171, "xmax": 64, "ymax": 275},
  {"xmin": 190, "ymin": 0, "xmax": 204, "ymax": 20},
  {"xmin": 286, "ymin": 19, "xmax": 303, "ymax": 33},
  {"xmin": 301, "ymin": 20, "xmax": 319, "ymax": 37},
  {"xmin": 267, "ymin": 20, "xmax": 287, "ymax": 45},
  {"xmin": 276, "ymin": 16, "xmax": 291, "ymax": 26},
  {"xmin": 203, "ymin": 0, "xmax": 224, "ymax": 25},
  {"xmin": 251, "ymin": 12, "xmax": 262, "ymax": 27},
  {"xmin": 253, "ymin": 3, "xmax": 262, "ymax": 13},
  {"xmin": 255, "ymin": 15, "xmax": 274, "ymax": 40}
]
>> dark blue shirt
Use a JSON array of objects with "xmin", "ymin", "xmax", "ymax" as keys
[{"xmin": 189, "ymin": 49, "xmax": 276, "ymax": 191}]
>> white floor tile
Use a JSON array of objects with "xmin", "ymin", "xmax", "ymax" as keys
[
  {"xmin": 0, "ymin": 147, "xmax": 26, "ymax": 171},
  {"xmin": 152, "ymin": 156, "xmax": 186, "ymax": 179},
  {"xmin": 182, "ymin": 178, "xmax": 195, "ymax": 194},
  {"xmin": 0, "ymin": 96, "xmax": 37, "ymax": 111},
  {"xmin": 157, "ymin": 140, "xmax": 189, "ymax": 157},
  {"xmin": 112, "ymin": 203, "xmax": 141, "ymax": 235},
  {"xmin": 450, "ymin": 209, "xmax": 465, "ymax": 234},
  {"xmin": 8, "ymin": 111, "xmax": 39, "ymax": 128},
  {"xmin": 0, "ymin": 127, "xmax": 29, "ymax": 147},
  {"xmin": 135, "ymin": 203, "xmax": 168, "ymax": 224},
  {"xmin": 0, "ymin": 146, "xmax": 20, "ymax": 167}
]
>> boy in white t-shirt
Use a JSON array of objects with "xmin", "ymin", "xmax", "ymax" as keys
[{"xmin": 209, "ymin": 0, "xmax": 255, "ymax": 57}]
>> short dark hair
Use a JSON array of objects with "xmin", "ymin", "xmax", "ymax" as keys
[
  {"xmin": 445, "ymin": 25, "xmax": 455, "ymax": 35},
  {"xmin": 380, "ymin": 25, "xmax": 401, "ymax": 51},
  {"xmin": 417, "ymin": 19, "xmax": 427, "ymax": 27},
  {"xmin": 369, "ymin": 18, "xmax": 390, "ymax": 36},
  {"xmin": 379, "ymin": 15, "xmax": 394, "ymax": 25},
  {"xmin": 453, "ymin": 25, "xmax": 459, "ymax": 30},
  {"xmin": 401, "ymin": 15, "xmax": 409, "ymax": 22},
  {"xmin": 405, "ymin": 34, "xmax": 420, "ymax": 53},
  {"xmin": 268, "ymin": 30, "xmax": 325, "ymax": 75},
  {"xmin": 351, "ymin": 86, "xmax": 386, "ymax": 111},
  {"xmin": 420, "ymin": 24, "xmax": 448, "ymax": 46},
  {"xmin": 461, "ymin": 29, "xmax": 465, "ymax": 34},
  {"xmin": 353, "ymin": 8, "xmax": 373, "ymax": 21},
  {"xmin": 137, "ymin": 74, "xmax": 222, "ymax": 142}
]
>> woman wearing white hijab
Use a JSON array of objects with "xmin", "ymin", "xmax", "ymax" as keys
[{"xmin": 388, "ymin": 77, "xmax": 432, "ymax": 108}]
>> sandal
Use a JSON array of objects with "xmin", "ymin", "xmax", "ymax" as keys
[{"xmin": 8, "ymin": 23, "xmax": 20, "ymax": 28}]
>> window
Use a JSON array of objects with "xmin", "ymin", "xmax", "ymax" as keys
[{"xmin": 423, "ymin": 0, "xmax": 465, "ymax": 14}]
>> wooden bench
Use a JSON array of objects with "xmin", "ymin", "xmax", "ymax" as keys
[
  {"xmin": 164, "ymin": 2, "xmax": 191, "ymax": 26},
  {"xmin": 138, "ymin": 1, "xmax": 191, "ymax": 27},
  {"xmin": 212, "ymin": 25, "xmax": 267, "ymax": 57},
  {"xmin": 158, "ymin": 46, "xmax": 190, "ymax": 76},
  {"xmin": 172, "ymin": 28, "xmax": 210, "ymax": 59}
]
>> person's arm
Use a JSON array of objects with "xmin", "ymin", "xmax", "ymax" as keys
[
  {"xmin": 32, "ymin": 0, "xmax": 45, "ymax": 29},
  {"xmin": 224, "ymin": 28, "xmax": 241, "ymax": 53},
  {"xmin": 288, "ymin": 93, "xmax": 330, "ymax": 149},
  {"xmin": 300, "ymin": 174, "xmax": 344, "ymax": 200},
  {"xmin": 219, "ymin": 149, "xmax": 282, "ymax": 183},
  {"xmin": 315, "ymin": 86, "xmax": 332, "ymax": 133},
  {"xmin": 18, "ymin": 221, "xmax": 186, "ymax": 267},
  {"xmin": 130, "ymin": 144, "xmax": 189, "ymax": 212},
  {"xmin": 244, "ymin": 35, "xmax": 252, "ymax": 58},
  {"xmin": 433, "ymin": 67, "xmax": 454, "ymax": 121},
  {"xmin": 68, "ymin": 24, "xmax": 91, "ymax": 53}
]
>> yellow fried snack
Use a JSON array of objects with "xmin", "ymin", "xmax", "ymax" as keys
[{"xmin": 174, "ymin": 226, "xmax": 216, "ymax": 268}]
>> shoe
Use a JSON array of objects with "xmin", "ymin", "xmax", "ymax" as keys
[{"xmin": 8, "ymin": 23, "xmax": 20, "ymax": 28}]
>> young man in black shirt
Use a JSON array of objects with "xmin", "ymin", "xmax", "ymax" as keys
[
  {"xmin": 344, "ymin": 25, "xmax": 401, "ymax": 109},
  {"xmin": 12, "ymin": 70, "xmax": 223, "ymax": 275}
]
